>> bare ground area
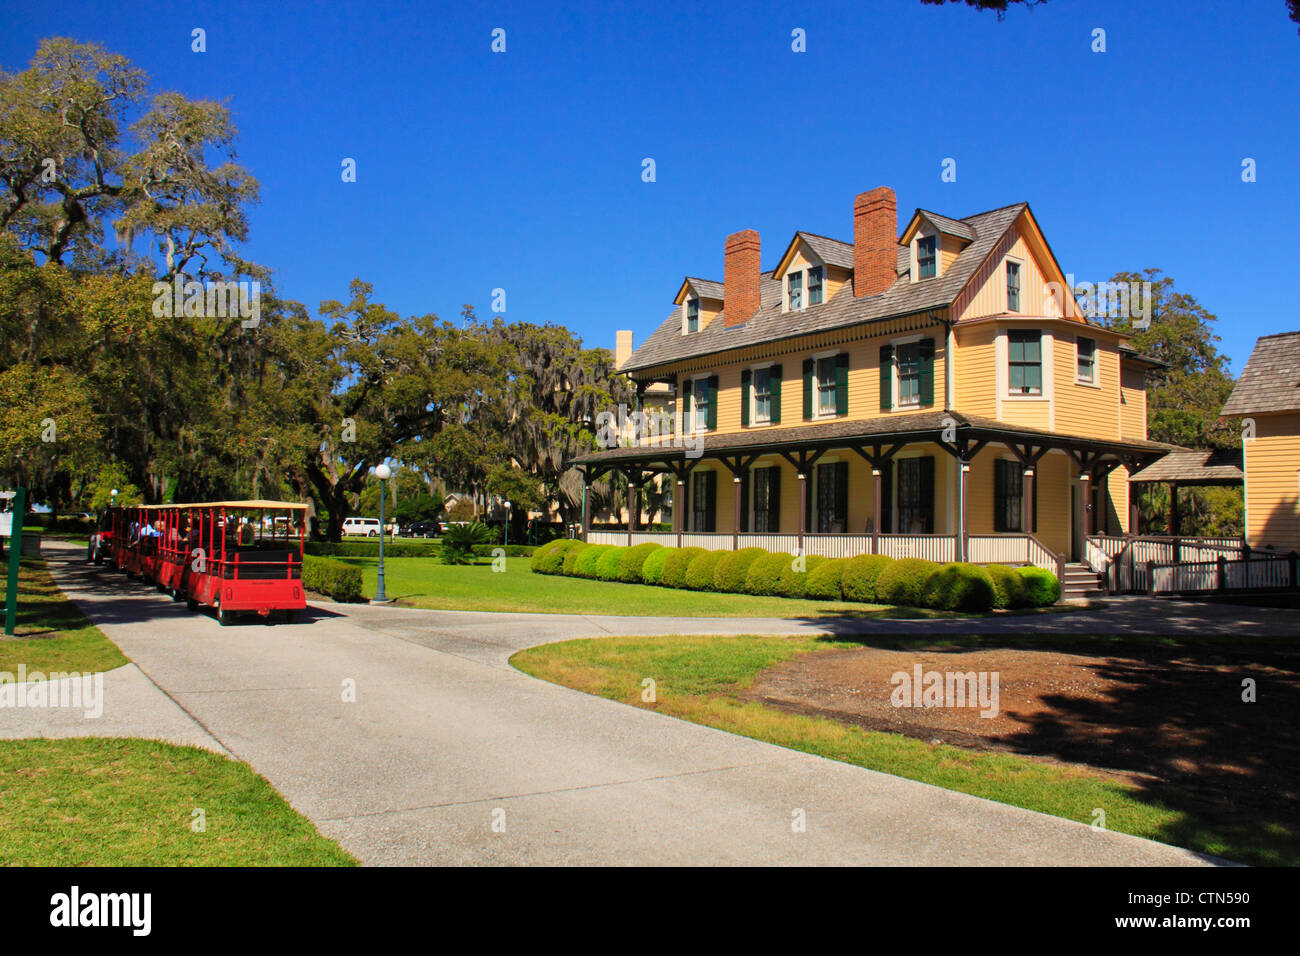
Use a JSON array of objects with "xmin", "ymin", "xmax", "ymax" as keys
[{"xmin": 744, "ymin": 642, "xmax": 1300, "ymax": 819}]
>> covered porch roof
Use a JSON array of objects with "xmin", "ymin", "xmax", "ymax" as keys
[
  {"xmin": 570, "ymin": 410, "xmax": 1172, "ymax": 477},
  {"xmin": 1127, "ymin": 447, "xmax": 1243, "ymax": 486}
]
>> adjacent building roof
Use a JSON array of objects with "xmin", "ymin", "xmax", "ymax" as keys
[
  {"xmin": 796, "ymin": 231, "xmax": 856, "ymax": 270},
  {"xmin": 1128, "ymin": 447, "xmax": 1244, "ymax": 485},
  {"xmin": 1220, "ymin": 330, "xmax": 1300, "ymax": 416},
  {"xmin": 622, "ymin": 202, "xmax": 1029, "ymax": 374}
]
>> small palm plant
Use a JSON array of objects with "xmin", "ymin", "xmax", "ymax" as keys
[{"xmin": 439, "ymin": 521, "xmax": 495, "ymax": 565}]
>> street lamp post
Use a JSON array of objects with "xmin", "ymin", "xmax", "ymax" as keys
[
  {"xmin": 504, "ymin": 500, "xmax": 511, "ymax": 547},
  {"xmin": 374, "ymin": 464, "xmax": 392, "ymax": 602},
  {"xmin": 110, "ymin": 488, "xmax": 119, "ymax": 507}
]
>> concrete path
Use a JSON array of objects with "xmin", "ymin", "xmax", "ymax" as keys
[{"xmin": 17, "ymin": 541, "xmax": 1231, "ymax": 866}]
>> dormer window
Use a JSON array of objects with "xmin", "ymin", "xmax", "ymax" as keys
[
  {"xmin": 788, "ymin": 271, "xmax": 803, "ymax": 311},
  {"xmin": 686, "ymin": 298, "xmax": 700, "ymax": 332},
  {"xmin": 918, "ymin": 235, "xmax": 937, "ymax": 279},
  {"xmin": 808, "ymin": 266, "xmax": 823, "ymax": 305}
]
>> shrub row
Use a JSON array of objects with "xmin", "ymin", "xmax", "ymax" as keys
[
  {"xmin": 302, "ymin": 554, "xmax": 364, "ymax": 602},
  {"xmin": 527, "ymin": 540, "xmax": 1059, "ymax": 610}
]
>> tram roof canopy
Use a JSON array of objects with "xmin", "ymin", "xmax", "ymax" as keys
[{"xmin": 136, "ymin": 500, "xmax": 308, "ymax": 510}]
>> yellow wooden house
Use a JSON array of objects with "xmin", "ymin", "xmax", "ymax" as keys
[
  {"xmin": 573, "ymin": 186, "xmax": 1172, "ymax": 582},
  {"xmin": 1221, "ymin": 331, "xmax": 1300, "ymax": 552}
]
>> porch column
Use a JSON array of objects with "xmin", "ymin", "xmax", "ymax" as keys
[
  {"xmin": 674, "ymin": 479, "xmax": 684, "ymax": 547},
  {"xmin": 1168, "ymin": 482, "xmax": 1181, "ymax": 536},
  {"xmin": 1129, "ymin": 498, "xmax": 1140, "ymax": 537},
  {"xmin": 627, "ymin": 484, "xmax": 637, "ymax": 546},
  {"xmin": 732, "ymin": 476, "xmax": 742, "ymax": 550},
  {"xmin": 1081, "ymin": 473, "xmax": 1093, "ymax": 537},
  {"xmin": 797, "ymin": 472, "xmax": 807, "ymax": 552},
  {"xmin": 1022, "ymin": 467, "xmax": 1035, "ymax": 537},
  {"xmin": 958, "ymin": 461, "xmax": 970, "ymax": 561},
  {"xmin": 581, "ymin": 472, "xmax": 591, "ymax": 541},
  {"xmin": 871, "ymin": 468, "xmax": 882, "ymax": 555}
]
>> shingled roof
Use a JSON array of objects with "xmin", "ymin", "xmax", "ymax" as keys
[
  {"xmin": 683, "ymin": 277, "xmax": 724, "ymax": 301},
  {"xmin": 914, "ymin": 209, "xmax": 977, "ymax": 241},
  {"xmin": 622, "ymin": 202, "xmax": 1028, "ymax": 374},
  {"xmin": 1220, "ymin": 331, "xmax": 1300, "ymax": 416},
  {"xmin": 1129, "ymin": 447, "xmax": 1244, "ymax": 485}
]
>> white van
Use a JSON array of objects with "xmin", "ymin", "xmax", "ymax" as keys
[{"xmin": 342, "ymin": 517, "xmax": 382, "ymax": 537}]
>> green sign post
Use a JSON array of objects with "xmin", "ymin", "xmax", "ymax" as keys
[{"xmin": 4, "ymin": 486, "xmax": 26, "ymax": 635}]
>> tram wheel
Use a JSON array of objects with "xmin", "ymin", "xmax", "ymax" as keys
[{"xmin": 217, "ymin": 600, "xmax": 231, "ymax": 626}]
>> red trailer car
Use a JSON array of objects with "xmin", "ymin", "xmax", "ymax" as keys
[
  {"xmin": 184, "ymin": 500, "xmax": 307, "ymax": 625},
  {"xmin": 112, "ymin": 505, "xmax": 163, "ymax": 581}
]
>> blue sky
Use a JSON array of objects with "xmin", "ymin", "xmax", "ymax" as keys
[{"xmin": 6, "ymin": 0, "xmax": 1298, "ymax": 373}]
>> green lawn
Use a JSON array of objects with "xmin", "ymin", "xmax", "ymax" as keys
[
  {"xmin": 331, "ymin": 554, "xmax": 962, "ymax": 618},
  {"xmin": 0, "ymin": 738, "xmax": 356, "ymax": 866},
  {"xmin": 511, "ymin": 632, "xmax": 1295, "ymax": 866},
  {"xmin": 0, "ymin": 557, "xmax": 129, "ymax": 673}
]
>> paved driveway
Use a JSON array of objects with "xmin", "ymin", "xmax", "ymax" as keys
[{"xmin": 12, "ymin": 542, "xmax": 1230, "ymax": 866}]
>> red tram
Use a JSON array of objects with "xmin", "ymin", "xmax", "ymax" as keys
[{"xmin": 95, "ymin": 500, "xmax": 307, "ymax": 625}]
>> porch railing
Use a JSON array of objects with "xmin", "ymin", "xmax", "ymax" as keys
[
  {"xmin": 1150, "ymin": 550, "xmax": 1297, "ymax": 594},
  {"xmin": 1085, "ymin": 534, "xmax": 1295, "ymax": 595}
]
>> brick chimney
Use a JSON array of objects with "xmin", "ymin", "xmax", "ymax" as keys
[
  {"xmin": 854, "ymin": 187, "xmax": 898, "ymax": 298},
  {"xmin": 723, "ymin": 229, "xmax": 761, "ymax": 327}
]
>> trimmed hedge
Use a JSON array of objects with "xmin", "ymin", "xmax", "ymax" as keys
[
  {"xmin": 985, "ymin": 563, "xmax": 1027, "ymax": 609},
  {"xmin": 841, "ymin": 554, "xmax": 893, "ymax": 603},
  {"xmin": 595, "ymin": 546, "xmax": 629, "ymax": 581},
  {"xmin": 921, "ymin": 562, "xmax": 997, "ymax": 612},
  {"xmin": 572, "ymin": 544, "xmax": 612, "ymax": 579},
  {"xmin": 744, "ymin": 551, "xmax": 792, "ymax": 596},
  {"xmin": 540, "ymin": 541, "xmax": 1048, "ymax": 613},
  {"xmin": 617, "ymin": 542, "xmax": 663, "ymax": 583},
  {"xmin": 530, "ymin": 538, "xmax": 583, "ymax": 574},
  {"xmin": 805, "ymin": 557, "xmax": 848, "ymax": 600},
  {"xmin": 306, "ymin": 541, "xmax": 440, "ymax": 558},
  {"xmin": 640, "ymin": 546, "xmax": 672, "ymax": 585},
  {"xmin": 302, "ymin": 555, "xmax": 364, "ymax": 602},
  {"xmin": 683, "ymin": 550, "xmax": 726, "ymax": 590},
  {"xmin": 1019, "ymin": 567, "xmax": 1061, "ymax": 606},
  {"xmin": 562, "ymin": 542, "xmax": 589, "ymax": 575},
  {"xmin": 875, "ymin": 557, "xmax": 940, "ymax": 607},
  {"xmin": 660, "ymin": 547, "xmax": 705, "ymax": 589},
  {"xmin": 778, "ymin": 554, "xmax": 827, "ymax": 599},
  {"xmin": 713, "ymin": 547, "xmax": 767, "ymax": 593}
]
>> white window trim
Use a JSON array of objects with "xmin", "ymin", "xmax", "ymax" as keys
[
  {"xmin": 682, "ymin": 296, "xmax": 701, "ymax": 336},
  {"xmin": 782, "ymin": 249, "xmax": 827, "ymax": 312},
  {"xmin": 688, "ymin": 373, "xmax": 712, "ymax": 434},
  {"xmin": 1074, "ymin": 335, "xmax": 1101, "ymax": 388},
  {"xmin": 811, "ymin": 349, "xmax": 841, "ymax": 419},
  {"xmin": 1003, "ymin": 326, "xmax": 1047, "ymax": 399},
  {"xmin": 911, "ymin": 227, "xmax": 940, "ymax": 283},
  {"xmin": 891, "ymin": 333, "xmax": 924, "ymax": 409},
  {"xmin": 748, "ymin": 361, "xmax": 775, "ymax": 427},
  {"xmin": 1005, "ymin": 255, "xmax": 1024, "ymax": 313}
]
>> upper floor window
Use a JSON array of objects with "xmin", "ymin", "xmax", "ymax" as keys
[
  {"xmin": 1006, "ymin": 260, "xmax": 1021, "ymax": 312},
  {"xmin": 896, "ymin": 342, "xmax": 921, "ymax": 407},
  {"xmin": 692, "ymin": 377, "xmax": 710, "ymax": 431},
  {"xmin": 686, "ymin": 298, "xmax": 700, "ymax": 332},
  {"xmin": 753, "ymin": 366, "xmax": 772, "ymax": 424},
  {"xmin": 1076, "ymin": 336, "xmax": 1096, "ymax": 383},
  {"xmin": 808, "ymin": 266, "xmax": 824, "ymax": 305},
  {"xmin": 787, "ymin": 271, "xmax": 803, "ymax": 311},
  {"xmin": 918, "ymin": 236, "xmax": 937, "ymax": 279},
  {"xmin": 1008, "ymin": 329, "xmax": 1042, "ymax": 395},
  {"xmin": 817, "ymin": 355, "xmax": 838, "ymax": 415}
]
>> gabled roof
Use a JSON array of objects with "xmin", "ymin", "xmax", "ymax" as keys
[
  {"xmin": 622, "ymin": 202, "xmax": 1028, "ymax": 374},
  {"xmin": 673, "ymin": 277, "xmax": 724, "ymax": 305},
  {"xmin": 771, "ymin": 231, "xmax": 856, "ymax": 280},
  {"xmin": 900, "ymin": 209, "xmax": 977, "ymax": 245},
  {"xmin": 1220, "ymin": 330, "xmax": 1300, "ymax": 416}
]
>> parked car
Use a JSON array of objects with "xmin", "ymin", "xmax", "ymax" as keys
[
  {"xmin": 341, "ymin": 517, "xmax": 382, "ymax": 537},
  {"xmin": 402, "ymin": 520, "xmax": 440, "ymax": 538}
]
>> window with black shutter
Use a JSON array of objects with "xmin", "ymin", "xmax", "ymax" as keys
[
  {"xmin": 994, "ymin": 459, "xmax": 1023, "ymax": 532},
  {"xmin": 816, "ymin": 461, "xmax": 848, "ymax": 533},
  {"xmin": 896, "ymin": 457, "xmax": 935, "ymax": 533}
]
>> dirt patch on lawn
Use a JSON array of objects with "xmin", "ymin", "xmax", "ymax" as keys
[{"xmin": 743, "ymin": 642, "xmax": 1300, "ymax": 816}]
